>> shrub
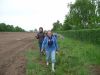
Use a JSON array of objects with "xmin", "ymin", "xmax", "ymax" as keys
[{"xmin": 57, "ymin": 29, "xmax": 100, "ymax": 44}]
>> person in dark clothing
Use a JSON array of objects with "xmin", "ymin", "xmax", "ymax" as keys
[{"xmin": 36, "ymin": 27, "xmax": 45, "ymax": 56}]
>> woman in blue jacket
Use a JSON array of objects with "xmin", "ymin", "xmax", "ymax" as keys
[{"xmin": 41, "ymin": 31, "xmax": 58, "ymax": 72}]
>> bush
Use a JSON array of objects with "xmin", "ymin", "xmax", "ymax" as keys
[{"xmin": 57, "ymin": 29, "xmax": 100, "ymax": 44}]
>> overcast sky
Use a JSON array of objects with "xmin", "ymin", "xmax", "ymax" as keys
[{"xmin": 0, "ymin": 0, "xmax": 75, "ymax": 31}]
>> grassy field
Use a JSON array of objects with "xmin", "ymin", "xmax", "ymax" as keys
[{"xmin": 25, "ymin": 36, "xmax": 100, "ymax": 75}]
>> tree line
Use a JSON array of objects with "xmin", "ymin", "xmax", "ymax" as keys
[
  {"xmin": 0, "ymin": 23, "xmax": 25, "ymax": 32},
  {"xmin": 52, "ymin": 0, "xmax": 100, "ymax": 31}
]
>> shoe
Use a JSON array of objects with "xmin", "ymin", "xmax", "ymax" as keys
[
  {"xmin": 46, "ymin": 62, "xmax": 49, "ymax": 66},
  {"xmin": 52, "ymin": 68, "xmax": 55, "ymax": 72},
  {"xmin": 52, "ymin": 63, "xmax": 55, "ymax": 72}
]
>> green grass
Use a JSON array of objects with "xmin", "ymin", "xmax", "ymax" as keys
[{"xmin": 25, "ymin": 37, "xmax": 100, "ymax": 75}]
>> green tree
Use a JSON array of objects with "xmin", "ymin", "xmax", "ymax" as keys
[
  {"xmin": 0, "ymin": 23, "xmax": 25, "ymax": 32},
  {"xmin": 0, "ymin": 23, "xmax": 7, "ymax": 31},
  {"xmin": 52, "ymin": 20, "xmax": 63, "ymax": 31},
  {"xmin": 63, "ymin": 0, "xmax": 100, "ymax": 30}
]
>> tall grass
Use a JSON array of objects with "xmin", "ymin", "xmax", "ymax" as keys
[{"xmin": 25, "ymin": 37, "xmax": 100, "ymax": 75}]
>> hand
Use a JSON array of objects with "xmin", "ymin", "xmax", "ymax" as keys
[
  {"xmin": 41, "ymin": 49, "xmax": 43, "ymax": 52},
  {"xmin": 35, "ymin": 35, "xmax": 39, "ymax": 39},
  {"xmin": 56, "ymin": 51, "xmax": 59, "ymax": 54}
]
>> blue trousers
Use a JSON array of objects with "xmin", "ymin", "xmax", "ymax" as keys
[{"xmin": 46, "ymin": 50, "xmax": 56, "ymax": 63}]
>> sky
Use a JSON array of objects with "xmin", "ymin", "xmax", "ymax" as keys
[{"xmin": 0, "ymin": 0, "xmax": 75, "ymax": 31}]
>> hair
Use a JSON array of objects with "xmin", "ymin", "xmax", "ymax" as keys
[
  {"xmin": 47, "ymin": 30, "xmax": 53, "ymax": 37},
  {"xmin": 47, "ymin": 30, "xmax": 52, "ymax": 33},
  {"xmin": 39, "ymin": 27, "xmax": 43, "ymax": 31}
]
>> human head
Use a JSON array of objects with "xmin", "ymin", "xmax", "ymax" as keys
[
  {"xmin": 47, "ymin": 30, "xmax": 52, "ymax": 37},
  {"xmin": 39, "ymin": 27, "xmax": 43, "ymax": 32},
  {"xmin": 44, "ymin": 30, "xmax": 47, "ymax": 36}
]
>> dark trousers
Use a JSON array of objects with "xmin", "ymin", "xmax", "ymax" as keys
[
  {"xmin": 39, "ymin": 41, "xmax": 45, "ymax": 58},
  {"xmin": 39, "ymin": 42, "xmax": 42, "ymax": 52}
]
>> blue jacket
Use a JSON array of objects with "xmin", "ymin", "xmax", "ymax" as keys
[{"xmin": 42, "ymin": 36, "xmax": 58, "ymax": 51}]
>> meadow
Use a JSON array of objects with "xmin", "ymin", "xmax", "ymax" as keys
[{"xmin": 25, "ymin": 34, "xmax": 100, "ymax": 75}]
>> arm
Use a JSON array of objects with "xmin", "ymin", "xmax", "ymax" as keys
[
  {"xmin": 35, "ymin": 33, "xmax": 39, "ymax": 39},
  {"xmin": 41, "ymin": 37, "xmax": 47, "ymax": 51},
  {"xmin": 54, "ymin": 37, "xmax": 58, "ymax": 51}
]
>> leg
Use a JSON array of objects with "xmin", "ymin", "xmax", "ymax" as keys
[
  {"xmin": 51, "ymin": 50, "xmax": 56, "ymax": 72},
  {"xmin": 46, "ymin": 50, "xmax": 50, "ymax": 65},
  {"xmin": 51, "ymin": 50, "xmax": 56, "ymax": 63},
  {"xmin": 39, "ymin": 42, "xmax": 42, "ymax": 60},
  {"xmin": 39, "ymin": 42, "xmax": 45, "ymax": 55},
  {"xmin": 39, "ymin": 42, "xmax": 42, "ymax": 55}
]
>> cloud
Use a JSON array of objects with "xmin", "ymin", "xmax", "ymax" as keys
[{"xmin": 0, "ymin": 0, "xmax": 75, "ymax": 31}]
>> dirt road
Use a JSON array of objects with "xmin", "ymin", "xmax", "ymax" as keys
[{"xmin": 0, "ymin": 32, "xmax": 34, "ymax": 75}]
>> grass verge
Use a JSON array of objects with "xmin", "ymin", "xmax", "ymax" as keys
[{"xmin": 25, "ymin": 37, "xmax": 100, "ymax": 75}]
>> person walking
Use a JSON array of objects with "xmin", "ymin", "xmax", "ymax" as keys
[
  {"xmin": 41, "ymin": 30, "xmax": 58, "ymax": 72},
  {"xmin": 36, "ymin": 27, "xmax": 45, "ymax": 57}
]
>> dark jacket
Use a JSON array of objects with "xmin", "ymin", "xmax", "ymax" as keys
[{"xmin": 36, "ymin": 32, "xmax": 45, "ymax": 43}]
